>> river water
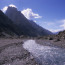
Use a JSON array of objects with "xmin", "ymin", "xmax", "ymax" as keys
[{"xmin": 23, "ymin": 40, "xmax": 65, "ymax": 65}]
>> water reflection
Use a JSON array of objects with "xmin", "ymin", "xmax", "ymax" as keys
[{"xmin": 23, "ymin": 40, "xmax": 65, "ymax": 65}]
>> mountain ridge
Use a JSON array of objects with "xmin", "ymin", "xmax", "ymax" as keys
[{"xmin": 5, "ymin": 7, "xmax": 53, "ymax": 37}]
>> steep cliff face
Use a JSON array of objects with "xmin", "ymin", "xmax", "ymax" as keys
[{"xmin": 5, "ymin": 7, "xmax": 53, "ymax": 37}]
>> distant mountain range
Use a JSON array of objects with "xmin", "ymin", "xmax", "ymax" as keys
[{"xmin": 0, "ymin": 7, "xmax": 53, "ymax": 37}]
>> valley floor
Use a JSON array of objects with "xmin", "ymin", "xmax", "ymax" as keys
[
  {"xmin": 0, "ymin": 38, "xmax": 65, "ymax": 65},
  {"xmin": 0, "ymin": 38, "xmax": 39, "ymax": 65}
]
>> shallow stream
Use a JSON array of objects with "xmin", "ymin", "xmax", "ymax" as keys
[{"xmin": 23, "ymin": 40, "xmax": 65, "ymax": 65}]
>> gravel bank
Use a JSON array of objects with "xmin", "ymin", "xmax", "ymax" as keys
[{"xmin": 0, "ymin": 38, "xmax": 39, "ymax": 65}]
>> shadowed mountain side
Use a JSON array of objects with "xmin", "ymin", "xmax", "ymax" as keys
[
  {"xmin": 0, "ymin": 10, "xmax": 25, "ymax": 37},
  {"xmin": 5, "ymin": 7, "xmax": 53, "ymax": 37}
]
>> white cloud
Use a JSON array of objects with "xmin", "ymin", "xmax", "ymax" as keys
[
  {"xmin": 42, "ymin": 20, "xmax": 65, "ymax": 33},
  {"xmin": 60, "ymin": 19, "xmax": 65, "ymax": 29},
  {"xmin": 1, "ymin": 6, "xmax": 8, "ymax": 12},
  {"xmin": 34, "ymin": 20, "xmax": 37, "ymax": 22},
  {"xmin": 1, "ymin": 4, "xmax": 17, "ymax": 13},
  {"xmin": 49, "ymin": 19, "xmax": 65, "ymax": 32},
  {"xmin": 21, "ymin": 8, "xmax": 42, "ymax": 19},
  {"xmin": 9, "ymin": 4, "xmax": 17, "ymax": 8},
  {"xmin": 49, "ymin": 29, "xmax": 63, "ymax": 32}
]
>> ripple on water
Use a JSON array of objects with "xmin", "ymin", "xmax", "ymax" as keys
[{"xmin": 23, "ymin": 40, "xmax": 65, "ymax": 65}]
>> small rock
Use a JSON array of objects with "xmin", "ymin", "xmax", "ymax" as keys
[{"xmin": 49, "ymin": 38, "xmax": 53, "ymax": 40}]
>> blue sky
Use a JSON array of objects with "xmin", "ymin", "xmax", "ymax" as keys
[{"xmin": 0, "ymin": 0, "xmax": 65, "ymax": 32}]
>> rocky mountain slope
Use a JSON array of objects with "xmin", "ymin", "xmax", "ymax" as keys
[
  {"xmin": 5, "ymin": 7, "xmax": 53, "ymax": 37},
  {"xmin": 29, "ymin": 20, "xmax": 53, "ymax": 35},
  {"xmin": 58, "ymin": 30, "xmax": 65, "ymax": 38},
  {"xmin": 0, "ymin": 10, "xmax": 19, "ymax": 37}
]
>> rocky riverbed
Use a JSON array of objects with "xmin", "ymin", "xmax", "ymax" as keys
[
  {"xmin": 0, "ymin": 37, "xmax": 65, "ymax": 65},
  {"xmin": 0, "ymin": 38, "xmax": 39, "ymax": 65}
]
